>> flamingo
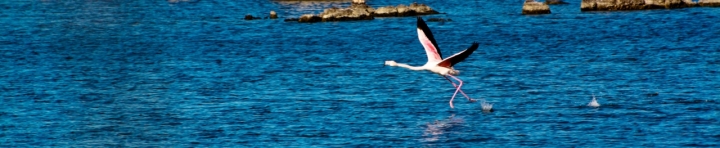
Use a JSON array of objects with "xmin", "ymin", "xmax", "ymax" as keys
[{"xmin": 385, "ymin": 17, "xmax": 479, "ymax": 108}]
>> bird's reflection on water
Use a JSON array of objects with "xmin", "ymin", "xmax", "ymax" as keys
[{"xmin": 421, "ymin": 114, "xmax": 465, "ymax": 142}]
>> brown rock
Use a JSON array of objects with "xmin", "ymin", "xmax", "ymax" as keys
[
  {"xmin": 352, "ymin": 0, "xmax": 365, "ymax": 4},
  {"xmin": 270, "ymin": 11, "xmax": 278, "ymax": 19},
  {"xmin": 297, "ymin": 2, "xmax": 374, "ymax": 22},
  {"xmin": 294, "ymin": 2, "xmax": 440, "ymax": 22},
  {"xmin": 699, "ymin": 0, "xmax": 720, "ymax": 6},
  {"xmin": 581, "ymin": 0, "xmax": 645, "ymax": 11},
  {"xmin": 408, "ymin": 3, "xmax": 440, "ymax": 15},
  {"xmin": 283, "ymin": 18, "xmax": 299, "ymax": 22},
  {"xmin": 581, "ymin": 0, "xmax": 696, "ymax": 11},
  {"xmin": 299, "ymin": 14, "xmax": 321, "ymax": 22},
  {"xmin": 522, "ymin": 1, "xmax": 551, "ymax": 14},
  {"xmin": 645, "ymin": 0, "xmax": 688, "ymax": 9},
  {"xmin": 319, "ymin": 4, "xmax": 373, "ymax": 21},
  {"xmin": 395, "ymin": 4, "xmax": 416, "ymax": 17},
  {"xmin": 374, "ymin": 6, "xmax": 399, "ymax": 17},
  {"xmin": 375, "ymin": 3, "xmax": 439, "ymax": 17}
]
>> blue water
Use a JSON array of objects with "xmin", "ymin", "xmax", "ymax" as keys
[{"xmin": 1, "ymin": 0, "xmax": 719, "ymax": 147}]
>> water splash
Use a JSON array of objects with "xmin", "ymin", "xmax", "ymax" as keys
[
  {"xmin": 588, "ymin": 94, "xmax": 600, "ymax": 108},
  {"xmin": 480, "ymin": 99, "xmax": 493, "ymax": 112}
]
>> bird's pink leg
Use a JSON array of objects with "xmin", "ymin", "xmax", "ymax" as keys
[
  {"xmin": 443, "ymin": 75, "xmax": 475, "ymax": 108},
  {"xmin": 446, "ymin": 75, "xmax": 461, "ymax": 108},
  {"xmin": 443, "ymin": 76, "xmax": 476, "ymax": 103}
]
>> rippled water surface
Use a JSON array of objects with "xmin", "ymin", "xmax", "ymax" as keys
[{"xmin": 1, "ymin": 0, "xmax": 719, "ymax": 147}]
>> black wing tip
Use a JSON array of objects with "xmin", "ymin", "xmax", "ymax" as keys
[{"xmin": 469, "ymin": 42, "xmax": 479, "ymax": 50}]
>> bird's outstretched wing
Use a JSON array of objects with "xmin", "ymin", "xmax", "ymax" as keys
[
  {"xmin": 417, "ymin": 17, "xmax": 443, "ymax": 63},
  {"xmin": 437, "ymin": 42, "xmax": 479, "ymax": 68}
]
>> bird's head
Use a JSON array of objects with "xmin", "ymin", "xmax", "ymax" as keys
[{"xmin": 384, "ymin": 60, "xmax": 398, "ymax": 67}]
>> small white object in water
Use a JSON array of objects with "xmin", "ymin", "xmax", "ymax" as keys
[
  {"xmin": 587, "ymin": 94, "xmax": 600, "ymax": 107},
  {"xmin": 480, "ymin": 99, "xmax": 493, "ymax": 112}
]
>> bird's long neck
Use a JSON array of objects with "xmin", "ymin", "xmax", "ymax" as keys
[{"xmin": 394, "ymin": 63, "xmax": 425, "ymax": 71}]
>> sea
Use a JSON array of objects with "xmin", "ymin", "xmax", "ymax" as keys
[{"xmin": 1, "ymin": 0, "xmax": 719, "ymax": 147}]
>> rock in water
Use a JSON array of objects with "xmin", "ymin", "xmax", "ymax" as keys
[
  {"xmin": 295, "ymin": 2, "xmax": 439, "ymax": 22},
  {"xmin": 408, "ymin": 3, "xmax": 439, "ymax": 15},
  {"xmin": 581, "ymin": 0, "xmax": 644, "ymax": 11},
  {"xmin": 320, "ymin": 7, "xmax": 353, "ymax": 20},
  {"xmin": 395, "ymin": 4, "xmax": 416, "ymax": 17},
  {"xmin": 581, "ymin": 0, "xmax": 696, "ymax": 11},
  {"xmin": 699, "ymin": 0, "xmax": 720, "ymax": 6},
  {"xmin": 375, "ymin": 3, "xmax": 439, "ymax": 17},
  {"xmin": 299, "ymin": 14, "xmax": 321, "ymax": 22},
  {"xmin": 645, "ymin": 0, "xmax": 691, "ymax": 9},
  {"xmin": 374, "ymin": 6, "xmax": 398, "ymax": 17},
  {"xmin": 522, "ymin": 1, "xmax": 551, "ymax": 14},
  {"xmin": 322, "ymin": 4, "xmax": 373, "ymax": 21},
  {"xmin": 298, "ymin": 2, "xmax": 374, "ymax": 22},
  {"xmin": 283, "ymin": 18, "xmax": 299, "ymax": 22},
  {"xmin": 270, "ymin": 11, "xmax": 278, "ymax": 19},
  {"xmin": 244, "ymin": 14, "xmax": 261, "ymax": 20}
]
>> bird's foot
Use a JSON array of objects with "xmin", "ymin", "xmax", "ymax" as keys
[{"xmin": 468, "ymin": 98, "xmax": 477, "ymax": 102}]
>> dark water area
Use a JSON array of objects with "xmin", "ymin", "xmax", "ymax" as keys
[{"xmin": 1, "ymin": 0, "xmax": 719, "ymax": 147}]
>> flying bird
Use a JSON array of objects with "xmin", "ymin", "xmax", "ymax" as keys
[{"xmin": 385, "ymin": 17, "xmax": 479, "ymax": 108}]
